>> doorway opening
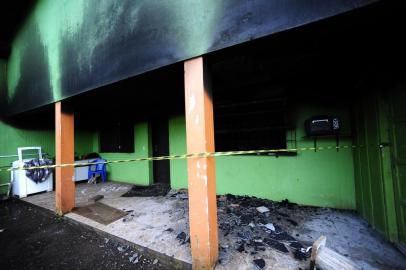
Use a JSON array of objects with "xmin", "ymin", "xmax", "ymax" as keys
[{"xmin": 151, "ymin": 118, "xmax": 170, "ymax": 184}]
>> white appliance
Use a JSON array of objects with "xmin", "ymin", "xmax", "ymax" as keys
[
  {"xmin": 74, "ymin": 159, "xmax": 93, "ymax": 181},
  {"xmin": 11, "ymin": 147, "xmax": 53, "ymax": 198}
]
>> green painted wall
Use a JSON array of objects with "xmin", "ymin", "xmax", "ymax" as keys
[
  {"xmin": 92, "ymin": 122, "xmax": 152, "ymax": 185},
  {"xmin": 0, "ymin": 121, "xmax": 93, "ymax": 190},
  {"xmin": 169, "ymin": 116, "xmax": 188, "ymax": 190},
  {"xmin": 0, "ymin": 118, "xmax": 153, "ymax": 191},
  {"xmin": 1, "ymin": 51, "xmax": 97, "ymax": 193},
  {"xmin": 169, "ymin": 104, "xmax": 356, "ymax": 209},
  {"xmin": 0, "ymin": 122, "xmax": 54, "ymax": 190},
  {"xmin": 388, "ymin": 86, "xmax": 406, "ymax": 243},
  {"xmin": 353, "ymin": 91, "xmax": 400, "ymax": 242},
  {"xmin": 75, "ymin": 130, "xmax": 94, "ymax": 158},
  {"xmin": 0, "ymin": 60, "xmax": 53, "ymax": 191}
]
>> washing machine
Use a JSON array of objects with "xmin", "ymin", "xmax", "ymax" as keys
[{"xmin": 11, "ymin": 147, "xmax": 53, "ymax": 198}]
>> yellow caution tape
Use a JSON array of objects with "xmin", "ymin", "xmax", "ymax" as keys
[{"xmin": 0, "ymin": 145, "xmax": 358, "ymax": 172}]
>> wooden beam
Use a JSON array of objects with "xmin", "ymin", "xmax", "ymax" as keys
[
  {"xmin": 55, "ymin": 101, "xmax": 75, "ymax": 214},
  {"xmin": 184, "ymin": 56, "xmax": 218, "ymax": 269},
  {"xmin": 310, "ymin": 236, "xmax": 361, "ymax": 270},
  {"xmin": 316, "ymin": 247, "xmax": 361, "ymax": 270}
]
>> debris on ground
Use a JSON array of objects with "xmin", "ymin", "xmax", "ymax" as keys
[
  {"xmin": 122, "ymin": 215, "xmax": 134, "ymax": 223},
  {"xmin": 287, "ymin": 218, "xmax": 298, "ymax": 226},
  {"xmin": 294, "ymin": 248, "xmax": 310, "ymax": 261},
  {"xmin": 117, "ymin": 245, "xmax": 129, "ymax": 252},
  {"xmin": 164, "ymin": 228, "xmax": 174, "ymax": 233},
  {"xmin": 14, "ymin": 183, "xmax": 406, "ymax": 269},
  {"xmin": 236, "ymin": 243, "xmax": 245, "ymax": 252},
  {"xmin": 129, "ymin": 253, "xmax": 139, "ymax": 264},
  {"xmin": 256, "ymin": 206, "xmax": 270, "ymax": 213},
  {"xmin": 218, "ymin": 194, "xmax": 312, "ymax": 261},
  {"xmin": 263, "ymin": 238, "xmax": 289, "ymax": 253},
  {"xmin": 121, "ymin": 183, "xmax": 170, "ymax": 197},
  {"xmin": 290, "ymin": 241, "xmax": 304, "ymax": 250},
  {"xmin": 88, "ymin": 194, "xmax": 104, "ymax": 202},
  {"xmin": 166, "ymin": 191, "xmax": 313, "ymax": 265},
  {"xmin": 176, "ymin": 231, "xmax": 190, "ymax": 245},
  {"xmin": 264, "ymin": 223, "xmax": 275, "ymax": 231},
  {"xmin": 280, "ymin": 199, "xmax": 298, "ymax": 209},
  {"xmin": 253, "ymin": 258, "xmax": 266, "ymax": 269}
]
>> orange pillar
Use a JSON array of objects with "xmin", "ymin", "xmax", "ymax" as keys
[
  {"xmin": 55, "ymin": 101, "xmax": 75, "ymax": 214},
  {"xmin": 184, "ymin": 57, "xmax": 218, "ymax": 269}
]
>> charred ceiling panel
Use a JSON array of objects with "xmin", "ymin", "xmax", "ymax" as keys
[{"xmin": 1, "ymin": 0, "xmax": 379, "ymax": 116}]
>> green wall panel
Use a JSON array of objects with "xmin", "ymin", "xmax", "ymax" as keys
[
  {"xmin": 353, "ymin": 92, "xmax": 399, "ymax": 242},
  {"xmin": 1, "ymin": 56, "xmax": 54, "ymax": 189},
  {"xmin": 169, "ymin": 116, "xmax": 188, "ymax": 190},
  {"xmin": 0, "ymin": 121, "xmax": 55, "ymax": 191},
  {"xmin": 0, "ymin": 121, "xmax": 100, "ymax": 186},
  {"xmin": 74, "ymin": 130, "xmax": 95, "ymax": 158},
  {"xmin": 93, "ymin": 122, "xmax": 152, "ymax": 185},
  {"xmin": 169, "ymin": 104, "xmax": 356, "ymax": 209},
  {"xmin": 0, "ymin": 118, "xmax": 148, "ymax": 193},
  {"xmin": 389, "ymin": 87, "xmax": 406, "ymax": 243},
  {"xmin": 0, "ymin": 119, "xmax": 153, "ymax": 187}
]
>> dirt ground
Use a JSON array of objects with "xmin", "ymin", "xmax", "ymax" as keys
[{"xmin": 0, "ymin": 199, "xmax": 169, "ymax": 270}]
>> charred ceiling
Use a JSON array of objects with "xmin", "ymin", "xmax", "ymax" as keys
[
  {"xmin": 0, "ymin": 0, "xmax": 36, "ymax": 58},
  {"xmin": 9, "ymin": 0, "xmax": 405, "ymax": 131},
  {"xmin": 0, "ymin": 0, "xmax": 381, "ymax": 116}
]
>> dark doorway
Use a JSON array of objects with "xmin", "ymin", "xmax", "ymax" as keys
[{"xmin": 151, "ymin": 118, "xmax": 170, "ymax": 184}]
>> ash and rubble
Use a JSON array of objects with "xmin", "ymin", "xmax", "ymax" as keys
[
  {"xmin": 103, "ymin": 237, "xmax": 161, "ymax": 268},
  {"xmin": 116, "ymin": 185, "xmax": 406, "ymax": 269},
  {"xmin": 167, "ymin": 190, "xmax": 313, "ymax": 268}
]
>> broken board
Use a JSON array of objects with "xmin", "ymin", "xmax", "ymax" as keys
[{"xmin": 72, "ymin": 202, "xmax": 128, "ymax": 225}]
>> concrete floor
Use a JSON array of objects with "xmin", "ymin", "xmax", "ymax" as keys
[
  {"xmin": 23, "ymin": 182, "xmax": 192, "ymax": 265},
  {"xmin": 22, "ymin": 182, "xmax": 406, "ymax": 270}
]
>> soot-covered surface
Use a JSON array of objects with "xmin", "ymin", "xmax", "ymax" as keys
[
  {"xmin": 122, "ymin": 184, "xmax": 171, "ymax": 197},
  {"xmin": 2, "ymin": 0, "xmax": 379, "ymax": 115}
]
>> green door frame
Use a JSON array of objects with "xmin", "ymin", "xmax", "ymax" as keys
[
  {"xmin": 387, "ymin": 87, "xmax": 406, "ymax": 244},
  {"xmin": 353, "ymin": 91, "xmax": 400, "ymax": 243},
  {"xmin": 378, "ymin": 94, "xmax": 399, "ymax": 242}
]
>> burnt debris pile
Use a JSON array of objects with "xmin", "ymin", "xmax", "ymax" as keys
[
  {"xmin": 168, "ymin": 190, "xmax": 312, "ymax": 267},
  {"xmin": 122, "ymin": 183, "xmax": 171, "ymax": 197},
  {"xmin": 217, "ymin": 194, "xmax": 311, "ymax": 263}
]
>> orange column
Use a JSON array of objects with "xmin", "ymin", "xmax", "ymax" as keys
[
  {"xmin": 184, "ymin": 57, "xmax": 218, "ymax": 269},
  {"xmin": 55, "ymin": 101, "xmax": 75, "ymax": 214}
]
